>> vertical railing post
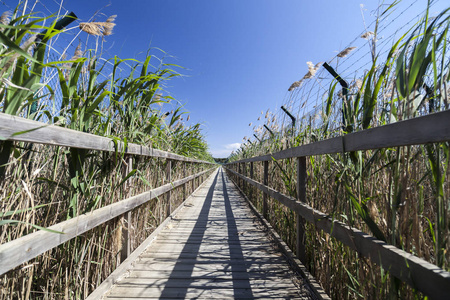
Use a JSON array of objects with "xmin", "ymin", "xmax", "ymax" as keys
[
  {"xmin": 238, "ymin": 163, "xmax": 242, "ymax": 188},
  {"xmin": 296, "ymin": 156, "xmax": 307, "ymax": 263},
  {"xmin": 121, "ymin": 155, "xmax": 133, "ymax": 262},
  {"xmin": 192, "ymin": 163, "xmax": 195, "ymax": 191},
  {"xmin": 195, "ymin": 164, "xmax": 198, "ymax": 189},
  {"xmin": 263, "ymin": 160, "xmax": 268, "ymax": 218},
  {"xmin": 243, "ymin": 162, "xmax": 247, "ymax": 193},
  {"xmin": 192, "ymin": 163, "xmax": 196, "ymax": 190},
  {"xmin": 249, "ymin": 161, "xmax": 254, "ymax": 200},
  {"xmin": 165, "ymin": 159, "xmax": 172, "ymax": 218},
  {"xmin": 191, "ymin": 164, "xmax": 194, "ymax": 190},
  {"xmin": 183, "ymin": 162, "xmax": 186, "ymax": 200}
]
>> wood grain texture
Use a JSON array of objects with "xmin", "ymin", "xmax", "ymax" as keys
[
  {"xmin": 86, "ymin": 171, "xmax": 216, "ymax": 300},
  {"xmin": 226, "ymin": 168, "xmax": 450, "ymax": 299},
  {"xmin": 230, "ymin": 173, "xmax": 331, "ymax": 300},
  {"xmin": 0, "ymin": 168, "xmax": 215, "ymax": 276},
  {"xmin": 231, "ymin": 109, "xmax": 450, "ymax": 163},
  {"xmin": 101, "ymin": 168, "xmax": 314, "ymax": 299},
  {"xmin": 0, "ymin": 113, "xmax": 213, "ymax": 164}
]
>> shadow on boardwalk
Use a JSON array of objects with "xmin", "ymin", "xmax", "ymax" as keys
[{"xmin": 159, "ymin": 169, "xmax": 253, "ymax": 298}]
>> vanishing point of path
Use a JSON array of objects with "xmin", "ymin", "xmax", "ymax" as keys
[{"xmin": 103, "ymin": 167, "xmax": 315, "ymax": 299}]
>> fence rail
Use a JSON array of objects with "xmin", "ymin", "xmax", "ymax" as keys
[
  {"xmin": 0, "ymin": 113, "xmax": 215, "ymax": 276},
  {"xmin": 0, "ymin": 112, "xmax": 210, "ymax": 163},
  {"xmin": 233, "ymin": 109, "xmax": 450, "ymax": 163},
  {"xmin": 225, "ymin": 109, "xmax": 450, "ymax": 299}
]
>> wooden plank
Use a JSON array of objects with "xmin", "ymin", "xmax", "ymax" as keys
[
  {"xmin": 0, "ymin": 168, "xmax": 215, "ymax": 276},
  {"xmin": 116, "ymin": 278, "xmax": 295, "ymax": 288},
  {"xmin": 85, "ymin": 170, "xmax": 217, "ymax": 300},
  {"xmin": 135, "ymin": 257, "xmax": 288, "ymax": 264},
  {"xmin": 131, "ymin": 262, "xmax": 289, "ymax": 273},
  {"xmin": 102, "ymin": 168, "xmax": 313, "ymax": 299},
  {"xmin": 344, "ymin": 109, "xmax": 450, "ymax": 151},
  {"xmin": 226, "ymin": 168, "xmax": 450, "ymax": 299},
  {"xmin": 121, "ymin": 270, "xmax": 291, "ymax": 280},
  {"xmin": 231, "ymin": 177, "xmax": 330, "ymax": 300},
  {"xmin": 0, "ymin": 112, "xmax": 212, "ymax": 164},
  {"xmin": 232, "ymin": 109, "xmax": 450, "ymax": 163},
  {"xmin": 106, "ymin": 286, "xmax": 302, "ymax": 299}
]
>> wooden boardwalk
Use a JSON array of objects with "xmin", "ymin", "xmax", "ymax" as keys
[{"xmin": 102, "ymin": 168, "xmax": 314, "ymax": 299}]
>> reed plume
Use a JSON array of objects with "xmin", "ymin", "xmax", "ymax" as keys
[
  {"xmin": 79, "ymin": 15, "xmax": 117, "ymax": 36},
  {"xmin": 337, "ymin": 46, "xmax": 356, "ymax": 57}
]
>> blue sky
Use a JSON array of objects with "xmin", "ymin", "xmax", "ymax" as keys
[{"xmin": 4, "ymin": 0, "xmax": 447, "ymax": 157}]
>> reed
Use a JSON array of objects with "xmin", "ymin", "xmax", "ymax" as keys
[
  {"xmin": 231, "ymin": 2, "xmax": 450, "ymax": 299},
  {"xmin": 0, "ymin": 3, "xmax": 213, "ymax": 298}
]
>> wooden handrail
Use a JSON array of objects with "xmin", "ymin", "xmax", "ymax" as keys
[
  {"xmin": 0, "ymin": 112, "xmax": 213, "ymax": 164},
  {"xmin": 224, "ymin": 109, "xmax": 450, "ymax": 299},
  {"xmin": 0, "ymin": 168, "xmax": 214, "ymax": 276},
  {"xmin": 225, "ymin": 168, "xmax": 450, "ymax": 299},
  {"xmin": 0, "ymin": 112, "xmax": 216, "ymax": 275},
  {"xmin": 229, "ymin": 109, "xmax": 450, "ymax": 163}
]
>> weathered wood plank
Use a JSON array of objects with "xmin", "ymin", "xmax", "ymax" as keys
[
  {"xmin": 136, "ymin": 257, "xmax": 288, "ymax": 264},
  {"xmin": 131, "ymin": 263, "xmax": 290, "ymax": 273},
  {"xmin": 85, "ymin": 171, "xmax": 216, "ymax": 300},
  {"xmin": 100, "ymin": 168, "xmax": 315, "ymax": 299},
  {"xmin": 232, "ymin": 179, "xmax": 330, "ymax": 300},
  {"xmin": 121, "ymin": 270, "xmax": 291, "ymax": 280},
  {"xmin": 106, "ymin": 286, "xmax": 302, "ymax": 299},
  {"xmin": 226, "ymin": 168, "xmax": 450, "ymax": 299},
  {"xmin": 0, "ymin": 168, "xmax": 215, "ymax": 276},
  {"xmin": 233, "ymin": 109, "xmax": 450, "ymax": 163},
  {"xmin": 0, "ymin": 112, "xmax": 212, "ymax": 164},
  {"xmin": 117, "ymin": 278, "xmax": 295, "ymax": 288}
]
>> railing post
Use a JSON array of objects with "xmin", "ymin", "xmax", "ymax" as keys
[
  {"xmin": 263, "ymin": 160, "xmax": 268, "ymax": 218},
  {"xmin": 296, "ymin": 156, "xmax": 307, "ymax": 263},
  {"xmin": 165, "ymin": 159, "xmax": 172, "ymax": 218},
  {"xmin": 238, "ymin": 163, "xmax": 241, "ymax": 188},
  {"xmin": 190, "ymin": 163, "xmax": 194, "ymax": 192},
  {"xmin": 249, "ymin": 161, "xmax": 254, "ymax": 200},
  {"xmin": 242, "ymin": 162, "xmax": 247, "ymax": 193},
  {"xmin": 183, "ymin": 162, "xmax": 186, "ymax": 200},
  {"xmin": 121, "ymin": 155, "xmax": 133, "ymax": 262},
  {"xmin": 195, "ymin": 164, "xmax": 198, "ymax": 189}
]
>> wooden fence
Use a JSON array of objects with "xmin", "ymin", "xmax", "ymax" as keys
[
  {"xmin": 225, "ymin": 109, "xmax": 450, "ymax": 299},
  {"xmin": 0, "ymin": 112, "xmax": 215, "ymax": 277}
]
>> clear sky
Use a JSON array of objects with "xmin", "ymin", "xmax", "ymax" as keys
[{"xmin": 3, "ymin": 0, "xmax": 447, "ymax": 157}]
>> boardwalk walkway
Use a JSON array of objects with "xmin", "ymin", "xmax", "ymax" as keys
[{"xmin": 103, "ymin": 168, "xmax": 314, "ymax": 299}]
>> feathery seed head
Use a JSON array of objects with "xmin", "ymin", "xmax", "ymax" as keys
[
  {"xmin": 288, "ymin": 79, "xmax": 303, "ymax": 91},
  {"xmin": 73, "ymin": 44, "xmax": 82, "ymax": 59},
  {"xmin": 289, "ymin": 61, "xmax": 322, "ymax": 91},
  {"xmin": 79, "ymin": 15, "xmax": 117, "ymax": 36},
  {"xmin": 361, "ymin": 31, "xmax": 374, "ymax": 40},
  {"xmin": 0, "ymin": 11, "xmax": 11, "ymax": 26},
  {"xmin": 337, "ymin": 47, "xmax": 356, "ymax": 58},
  {"xmin": 103, "ymin": 15, "xmax": 117, "ymax": 36}
]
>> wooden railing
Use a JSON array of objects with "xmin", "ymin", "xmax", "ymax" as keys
[
  {"xmin": 0, "ymin": 112, "xmax": 216, "ymax": 276},
  {"xmin": 225, "ymin": 110, "xmax": 450, "ymax": 299}
]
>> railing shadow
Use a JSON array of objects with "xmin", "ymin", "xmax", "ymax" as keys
[
  {"xmin": 155, "ymin": 168, "xmax": 253, "ymax": 299},
  {"xmin": 220, "ymin": 168, "xmax": 253, "ymax": 297}
]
